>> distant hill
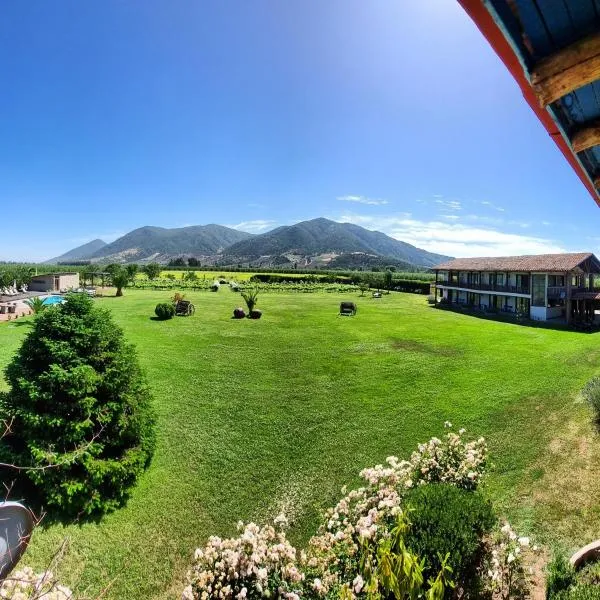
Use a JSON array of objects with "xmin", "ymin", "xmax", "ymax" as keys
[
  {"xmin": 46, "ymin": 239, "xmax": 107, "ymax": 264},
  {"xmin": 88, "ymin": 225, "xmax": 254, "ymax": 263},
  {"xmin": 50, "ymin": 218, "xmax": 451, "ymax": 268},
  {"xmin": 224, "ymin": 218, "xmax": 449, "ymax": 268}
]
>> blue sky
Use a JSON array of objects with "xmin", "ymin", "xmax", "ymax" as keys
[{"xmin": 1, "ymin": 0, "xmax": 599, "ymax": 262}]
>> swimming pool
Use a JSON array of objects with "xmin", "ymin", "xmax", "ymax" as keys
[{"xmin": 42, "ymin": 295, "xmax": 65, "ymax": 306}]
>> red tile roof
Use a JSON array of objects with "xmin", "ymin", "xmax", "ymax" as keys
[{"xmin": 434, "ymin": 253, "xmax": 600, "ymax": 273}]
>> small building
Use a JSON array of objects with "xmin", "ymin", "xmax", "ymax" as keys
[
  {"xmin": 28, "ymin": 272, "xmax": 80, "ymax": 293},
  {"xmin": 433, "ymin": 253, "xmax": 600, "ymax": 324}
]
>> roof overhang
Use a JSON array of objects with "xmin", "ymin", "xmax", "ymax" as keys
[{"xmin": 458, "ymin": 0, "xmax": 600, "ymax": 208}]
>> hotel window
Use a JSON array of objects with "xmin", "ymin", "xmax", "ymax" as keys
[
  {"xmin": 532, "ymin": 274, "xmax": 546, "ymax": 306},
  {"xmin": 497, "ymin": 273, "xmax": 505, "ymax": 286}
]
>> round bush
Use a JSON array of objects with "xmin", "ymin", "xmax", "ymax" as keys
[
  {"xmin": 404, "ymin": 483, "xmax": 495, "ymax": 591},
  {"xmin": 233, "ymin": 307, "xmax": 245, "ymax": 319},
  {"xmin": 0, "ymin": 293, "xmax": 156, "ymax": 517},
  {"xmin": 155, "ymin": 302, "xmax": 175, "ymax": 320},
  {"xmin": 249, "ymin": 309, "xmax": 262, "ymax": 320}
]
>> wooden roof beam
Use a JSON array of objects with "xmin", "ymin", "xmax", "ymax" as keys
[
  {"xmin": 531, "ymin": 32, "xmax": 600, "ymax": 107},
  {"xmin": 571, "ymin": 121, "xmax": 600, "ymax": 153}
]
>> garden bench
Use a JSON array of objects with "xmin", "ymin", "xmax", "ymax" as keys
[
  {"xmin": 339, "ymin": 301, "xmax": 357, "ymax": 316},
  {"xmin": 175, "ymin": 300, "xmax": 195, "ymax": 316}
]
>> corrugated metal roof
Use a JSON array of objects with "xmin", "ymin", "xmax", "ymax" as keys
[
  {"xmin": 459, "ymin": 0, "xmax": 600, "ymax": 207},
  {"xmin": 434, "ymin": 252, "xmax": 597, "ymax": 272}
]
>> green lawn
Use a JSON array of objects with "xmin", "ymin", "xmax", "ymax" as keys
[{"xmin": 1, "ymin": 290, "xmax": 600, "ymax": 599}]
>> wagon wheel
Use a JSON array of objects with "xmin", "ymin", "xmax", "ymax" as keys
[{"xmin": 188, "ymin": 303, "xmax": 195, "ymax": 316}]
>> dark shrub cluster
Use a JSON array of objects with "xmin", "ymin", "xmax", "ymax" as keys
[
  {"xmin": 546, "ymin": 552, "xmax": 576, "ymax": 598},
  {"xmin": 155, "ymin": 302, "xmax": 175, "ymax": 320},
  {"xmin": 0, "ymin": 294, "xmax": 156, "ymax": 518},
  {"xmin": 553, "ymin": 587, "xmax": 600, "ymax": 600},
  {"xmin": 404, "ymin": 483, "xmax": 495, "ymax": 591}
]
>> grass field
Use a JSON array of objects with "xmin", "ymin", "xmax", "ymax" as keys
[{"xmin": 2, "ymin": 289, "xmax": 600, "ymax": 598}]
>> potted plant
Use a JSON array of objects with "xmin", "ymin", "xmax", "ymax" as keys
[{"xmin": 241, "ymin": 289, "xmax": 261, "ymax": 319}]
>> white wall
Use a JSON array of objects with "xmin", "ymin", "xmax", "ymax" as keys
[{"xmin": 530, "ymin": 306, "xmax": 547, "ymax": 321}]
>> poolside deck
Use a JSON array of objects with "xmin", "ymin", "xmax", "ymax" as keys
[{"xmin": 0, "ymin": 291, "xmax": 46, "ymax": 322}]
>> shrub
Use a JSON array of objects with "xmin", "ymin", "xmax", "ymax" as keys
[
  {"xmin": 582, "ymin": 376, "xmax": 600, "ymax": 423},
  {"xmin": 481, "ymin": 522, "xmax": 537, "ymax": 600},
  {"xmin": 183, "ymin": 518, "xmax": 304, "ymax": 600},
  {"xmin": 233, "ymin": 307, "xmax": 245, "ymax": 319},
  {"xmin": 155, "ymin": 303, "xmax": 175, "ymax": 320},
  {"xmin": 0, "ymin": 566, "xmax": 72, "ymax": 599},
  {"xmin": 210, "ymin": 281, "xmax": 220, "ymax": 291},
  {"xmin": 577, "ymin": 559, "xmax": 600, "ymax": 586},
  {"xmin": 0, "ymin": 293, "xmax": 156, "ymax": 517},
  {"xmin": 553, "ymin": 587, "xmax": 600, "ymax": 600},
  {"xmin": 547, "ymin": 552, "xmax": 576, "ymax": 598},
  {"xmin": 403, "ymin": 483, "xmax": 495, "ymax": 588}
]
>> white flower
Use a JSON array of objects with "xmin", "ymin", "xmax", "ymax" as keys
[
  {"xmin": 444, "ymin": 421, "xmax": 452, "ymax": 428},
  {"xmin": 507, "ymin": 553, "xmax": 515, "ymax": 563},
  {"xmin": 518, "ymin": 536, "xmax": 530, "ymax": 547},
  {"xmin": 353, "ymin": 575, "xmax": 365, "ymax": 593}
]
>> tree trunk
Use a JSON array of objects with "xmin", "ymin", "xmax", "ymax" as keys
[{"xmin": 116, "ymin": 287, "xmax": 123, "ymax": 297}]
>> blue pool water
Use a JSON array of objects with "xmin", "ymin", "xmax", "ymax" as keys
[{"xmin": 42, "ymin": 295, "xmax": 65, "ymax": 306}]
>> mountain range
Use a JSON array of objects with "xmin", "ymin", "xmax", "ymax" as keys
[{"xmin": 48, "ymin": 218, "xmax": 450, "ymax": 269}]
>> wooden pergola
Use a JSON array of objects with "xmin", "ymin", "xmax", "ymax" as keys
[{"xmin": 459, "ymin": 1, "xmax": 600, "ymax": 208}]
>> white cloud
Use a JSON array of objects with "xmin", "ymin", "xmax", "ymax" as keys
[
  {"xmin": 337, "ymin": 195, "xmax": 389, "ymax": 206},
  {"xmin": 481, "ymin": 200, "xmax": 505, "ymax": 212},
  {"xmin": 542, "ymin": 221, "xmax": 551, "ymax": 226},
  {"xmin": 230, "ymin": 219, "xmax": 278, "ymax": 233},
  {"xmin": 336, "ymin": 213, "xmax": 567, "ymax": 258},
  {"xmin": 463, "ymin": 214, "xmax": 530, "ymax": 229},
  {"xmin": 434, "ymin": 199, "xmax": 462, "ymax": 211}
]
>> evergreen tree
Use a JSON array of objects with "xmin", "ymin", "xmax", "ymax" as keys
[{"xmin": 0, "ymin": 294, "xmax": 156, "ymax": 517}]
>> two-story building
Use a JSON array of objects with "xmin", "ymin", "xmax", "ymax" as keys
[{"xmin": 433, "ymin": 253, "xmax": 600, "ymax": 324}]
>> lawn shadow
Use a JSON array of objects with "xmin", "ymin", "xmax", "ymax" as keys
[
  {"xmin": 13, "ymin": 320, "xmax": 34, "ymax": 327},
  {"xmin": 3, "ymin": 475, "xmax": 136, "ymax": 529},
  {"xmin": 391, "ymin": 339, "xmax": 463, "ymax": 357}
]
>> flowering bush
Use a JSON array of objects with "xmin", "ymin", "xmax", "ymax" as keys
[
  {"xmin": 184, "ymin": 426, "xmax": 491, "ymax": 600},
  {"xmin": 0, "ymin": 566, "xmax": 73, "ymax": 599},
  {"xmin": 480, "ymin": 522, "xmax": 538, "ymax": 599},
  {"xmin": 305, "ymin": 426, "xmax": 488, "ymax": 597},
  {"xmin": 182, "ymin": 516, "xmax": 304, "ymax": 600}
]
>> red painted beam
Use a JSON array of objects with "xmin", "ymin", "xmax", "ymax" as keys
[{"xmin": 458, "ymin": 0, "xmax": 600, "ymax": 208}]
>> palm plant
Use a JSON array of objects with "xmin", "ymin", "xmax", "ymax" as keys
[
  {"xmin": 25, "ymin": 297, "xmax": 46, "ymax": 314},
  {"xmin": 241, "ymin": 289, "xmax": 259, "ymax": 314}
]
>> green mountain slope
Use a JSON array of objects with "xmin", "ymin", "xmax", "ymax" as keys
[
  {"xmin": 46, "ymin": 239, "xmax": 108, "ymax": 264},
  {"xmin": 90, "ymin": 225, "xmax": 253, "ymax": 262},
  {"xmin": 225, "ymin": 218, "xmax": 449, "ymax": 267}
]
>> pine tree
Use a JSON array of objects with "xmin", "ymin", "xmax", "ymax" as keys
[{"xmin": 1, "ymin": 294, "xmax": 156, "ymax": 517}]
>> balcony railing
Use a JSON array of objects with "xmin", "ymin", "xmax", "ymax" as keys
[
  {"xmin": 436, "ymin": 280, "xmax": 530, "ymax": 294},
  {"xmin": 547, "ymin": 286, "xmax": 566, "ymax": 299}
]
